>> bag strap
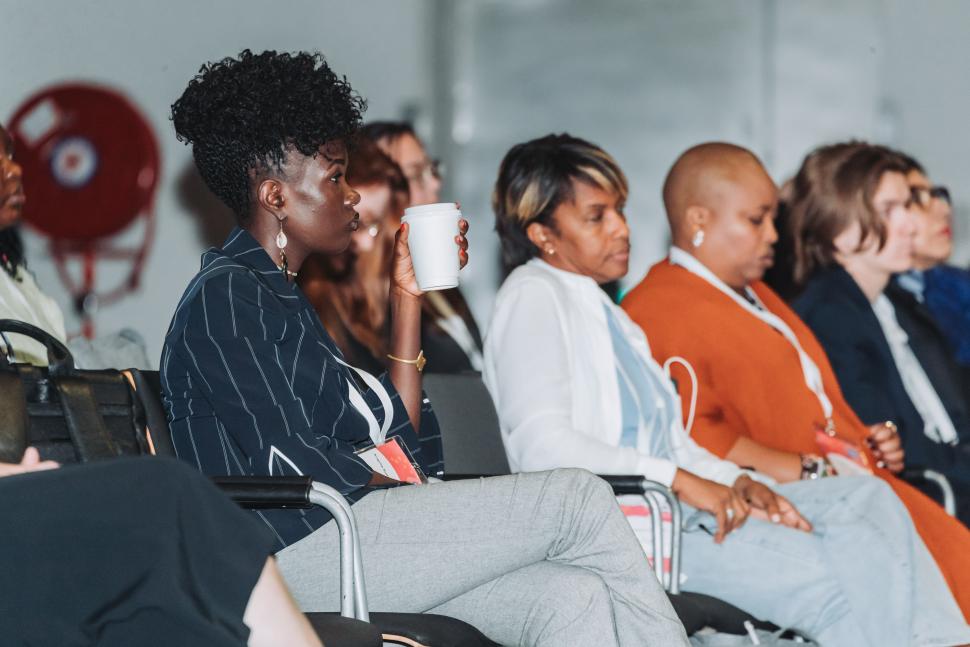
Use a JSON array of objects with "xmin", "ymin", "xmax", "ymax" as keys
[
  {"xmin": 0, "ymin": 371, "xmax": 28, "ymax": 462},
  {"xmin": 52, "ymin": 375, "xmax": 119, "ymax": 461},
  {"xmin": 0, "ymin": 319, "xmax": 75, "ymax": 375}
]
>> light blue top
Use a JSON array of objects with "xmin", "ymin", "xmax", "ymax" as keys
[{"xmin": 603, "ymin": 303, "xmax": 675, "ymax": 459}]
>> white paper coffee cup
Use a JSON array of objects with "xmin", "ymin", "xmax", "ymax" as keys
[{"xmin": 402, "ymin": 202, "xmax": 462, "ymax": 291}]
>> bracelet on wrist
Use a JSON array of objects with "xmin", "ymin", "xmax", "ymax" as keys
[{"xmin": 387, "ymin": 349, "xmax": 427, "ymax": 373}]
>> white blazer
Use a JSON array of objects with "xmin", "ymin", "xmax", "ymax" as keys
[{"xmin": 484, "ymin": 258, "xmax": 747, "ymax": 487}]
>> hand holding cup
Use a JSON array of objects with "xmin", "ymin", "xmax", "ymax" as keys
[{"xmin": 392, "ymin": 202, "xmax": 468, "ymax": 298}]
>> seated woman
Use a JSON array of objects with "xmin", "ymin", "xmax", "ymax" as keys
[
  {"xmin": 623, "ymin": 141, "xmax": 970, "ymax": 619},
  {"xmin": 299, "ymin": 137, "xmax": 407, "ymax": 375},
  {"xmin": 483, "ymin": 133, "xmax": 970, "ymax": 646},
  {"xmin": 0, "ymin": 450, "xmax": 321, "ymax": 647},
  {"xmin": 360, "ymin": 121, "xmax": 484, "ymax": 373},
  {"xmin": 160, "ymin": 50, "xmax": 687, "ymax": 647},
  {"xmin": 0, "ymin": 122, "xmax": 149, "ymax": 369},
  {"xmin": 888, "ymin": 152, "xmax": 970, "ymax": 397},
  {"xmin": 0, "ymin": 124, "xmax": 67, "ymax": 365},
  {"xmin": 785, "ymin": 143, "xmax": 970, "ymax": 523}
]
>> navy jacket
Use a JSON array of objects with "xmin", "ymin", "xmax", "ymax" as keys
[
  {"xmin": 888, "ymin": 279, "xmax": 970, "ymax": 430},
  {"xmin": 161, "ymin": 228, "xmax": 443, "ymax": 549},
  {"xmin": 793, "ymin": 266, "xmax": 970, "ymax": 482}
]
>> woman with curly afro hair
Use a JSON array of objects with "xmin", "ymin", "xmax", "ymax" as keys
[{"xmin": 160, "ymin": 50, "xmax": 688, "ymax": 647}]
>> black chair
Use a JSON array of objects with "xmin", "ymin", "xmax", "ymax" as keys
[
  {"xmin": 128, "ymin": 369, "xmax": 499, "ymax": 647},
  {"xmin": 423, "ymin": 372, "xmax": 795, "ymax": 638}
]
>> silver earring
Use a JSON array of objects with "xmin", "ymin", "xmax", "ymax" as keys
[
  {"xmin": 545, "ymin": 247, "xmax": 556, "ymax": 256},
  {"xmin": 692, "ymin": 229, "xmax": 705, "ymax": 248}
]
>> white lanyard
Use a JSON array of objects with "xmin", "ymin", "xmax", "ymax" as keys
[
  {"xmin": 333, "ymin": 356, "xmax": 394, "ymax": 446},
  {"xmin": 668, "ymin": 248, "xmax": 834, "ymax": 421}
]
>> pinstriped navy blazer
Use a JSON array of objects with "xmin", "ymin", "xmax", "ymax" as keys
[{"xmin": 161, "ymin": 228, "xmax": 442, "ymax": 549}]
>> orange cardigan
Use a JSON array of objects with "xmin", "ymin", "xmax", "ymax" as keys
[{"xmin": 624, "ymin": 259, "xmax": 970, "ymax": 618}]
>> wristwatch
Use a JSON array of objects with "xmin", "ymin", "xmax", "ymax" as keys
[{"xmin": 799, "ymin": 453, "xmax": 831, "ymax": 480}]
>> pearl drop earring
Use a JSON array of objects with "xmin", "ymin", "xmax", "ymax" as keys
[{"xmin": 692, "ymin": 229, "xmax": 705, "ymax": 248}]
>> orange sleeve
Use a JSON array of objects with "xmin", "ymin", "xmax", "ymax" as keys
[{"xmin": 667, "ymin": 359, "xmax": 744, "ymax": 458}]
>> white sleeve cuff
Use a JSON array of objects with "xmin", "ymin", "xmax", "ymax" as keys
[{"xmin": 635, "ymin": 455, "xmax": 678, "ymax": 488}]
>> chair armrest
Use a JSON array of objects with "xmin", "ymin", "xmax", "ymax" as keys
[
  {"xmin": 902, "ymin": 468, "xmax": 957, "ymax": 516},
  {"xmin": 212, "ymin": 475, "xmax": 314, "ymax": 509},
  {"xmin": 599, "ymin": 475, "xmax": 683, "ymax": 594},
  {"xmin": 211, "ymin": 476, "xmax": 368, "ymax": 620},
  {"xmin": 598, "ymin": 474, "xmax": 667, "ymax": 494}
]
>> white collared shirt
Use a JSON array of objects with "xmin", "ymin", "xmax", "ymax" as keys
[
  {"xmin": 483, "ymin": 258, "xmax": 749, "ymax": 488},
  {"xmin": 872, "ymin": 295, "xmax": 958, "ymax": 445}
]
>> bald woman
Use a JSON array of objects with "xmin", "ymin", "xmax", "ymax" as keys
[{"xmin": 624, "ymin": 141, "xmax": 970, "ymax": 620}]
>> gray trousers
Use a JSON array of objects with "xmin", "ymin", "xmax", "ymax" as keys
[{"xmin": 276, "ymin": 468, "xmax": 689, "ymax": 647}]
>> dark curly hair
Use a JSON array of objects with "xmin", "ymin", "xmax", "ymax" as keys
[{"xmin": 171, "ymin": 49, "xmax": 366, "ymax": 220}]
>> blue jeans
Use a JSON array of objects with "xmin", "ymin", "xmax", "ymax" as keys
[{"xmin": 679, "ymin": 475, "xmax": 969, "ymax": 646}]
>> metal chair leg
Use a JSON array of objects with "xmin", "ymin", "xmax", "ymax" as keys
[
  {"xmin": 308, "ymin": 482, "xmax": 370, "ymax": 622},
  {"xmin": 641, "ymin": 481, "xmax": 683, "ymax": 594}
]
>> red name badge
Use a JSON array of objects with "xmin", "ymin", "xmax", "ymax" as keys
[
  {"xmin": 355, "ymin": 437, "xmax": 426, "ymax": 484},
  {"xmin": 814, "ymin": 426, "xmax": 872, "ymax": 475}
]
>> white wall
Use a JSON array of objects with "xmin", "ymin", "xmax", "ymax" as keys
[
  {"xmin": 5, "ymin": 0, "xmax": 970, "ymax": 358},
  {"xmin": 882, "ymin": 0, "xmax": 970, "ymax": 263},
  {"xmin": 1, "ymin": 0, "xmax": 432, "ymax": 364},
  {"xmin": 442, "ymin": 0, "xmax": 970, "ymax": 331}
]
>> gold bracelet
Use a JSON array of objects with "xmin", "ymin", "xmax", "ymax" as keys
[{"xmin": 387, "ymin": 349, "xmax": 427, "ymax": 373}]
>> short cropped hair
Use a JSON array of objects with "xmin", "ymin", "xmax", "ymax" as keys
[
  {"xmin": 788, "ymin": 142, "xmax": 908, "ymax": 285},
  {"xmin": 492, "ymin": 133, "xmax": 628, "ymax": 272},
  {"xmin": 171, "ymin": 50, "xmax": 366, "ymax": 220}
]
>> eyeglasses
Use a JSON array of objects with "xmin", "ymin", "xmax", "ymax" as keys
[
  {"xmin": 910, "ymin": 185, "xmax": 951, "ymax": 207},
  {"xmin": 404, "ymin": 158, "xmax": 443, "ymax": 186}
]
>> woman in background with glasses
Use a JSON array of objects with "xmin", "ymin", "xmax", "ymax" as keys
[
  {"xmin": 890, "ymin": 154, "xmax": 970, "ymax": 375},
  {"xmin": 360, "ymin": 121, "xmax": 484, "ymax": 373}
]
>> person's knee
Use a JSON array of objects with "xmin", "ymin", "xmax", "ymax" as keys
[
  {"xmin": 527, "ymin": 568, "xmax": 612, "ymax": 639},
  {"xmin": 548, "ymin": 468, "xmax": 614, "ymax": 504},
  {"xmin": 769, "ymin": 560, "xmax": 854, "ymax": 636},
  {"xmin": 843, "ymin": 476, "xmax": 905, "ymax": 515}
]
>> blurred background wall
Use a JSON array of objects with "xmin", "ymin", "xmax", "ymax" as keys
[{"xmin": 2, "ymin": 0, "xmax": 968, "ymax": 363}]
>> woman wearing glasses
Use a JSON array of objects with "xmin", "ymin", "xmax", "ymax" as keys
[
  {"xmin": 891, "ymin": 155, "xmax": 970, "ymax": 375},
  {"xmin": 360, "ymin": 121, "xmax": 484, "ymax": 374},
  {"xmin": 788, "ymin": 142, "xmax": 970, "ymax": 526}
]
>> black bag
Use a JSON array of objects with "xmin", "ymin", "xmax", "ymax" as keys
[{"xmin": 0, "ymin": 319, "xmax": 148, "ymax": 464}]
